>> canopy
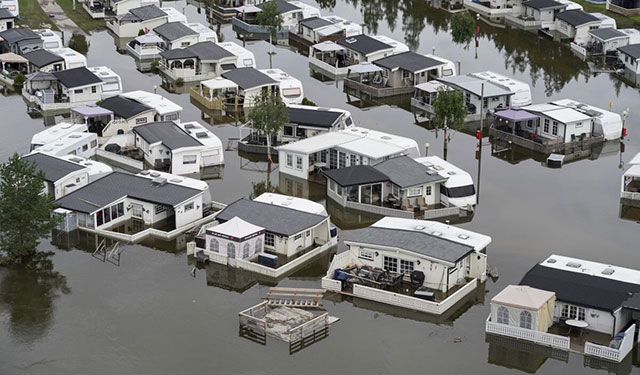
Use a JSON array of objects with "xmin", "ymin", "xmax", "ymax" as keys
[
  {"xmin": 492, "ymin": 285, "xmax": 555, "ymax": 310},
  {"xmin": 415, "ymin": 81, "xmax": 448, "ymax": 93},
  {"xmin": 347, "ymin": 62, "xmax": 383, "ymax": 74},
  {"xmin": 491, "ymin": 285, "xmax": 556, "ymax": 332},
  {"xmin": 494, "ymin": 108, "xmax": 538, "ymax": 122},
  {"xmin": 235, "ymin": 5, "xmax": 261, "ymax": 13},
  {"xmin": 201, "ymin": 77, "xmax": 238, "ymax": 90},
  {"xmin": 0, "ymin": 52, "xmax": 27, "ymax": 64},
  {"xmin": 312, "ymin": 41, "xmax": 345, "ymax": 52},
  {"xmin": 72, "ymin": 105, "xmax": 114, "ymax": 118},
  {"xmin": 629, "ymin": 152, "xmax": 640, "ymax": 165},
  {"xmin": 210, "ymin": 217, "xmax": 263, "ymax": 239},
  {"xmin": 625, "ymin": 165, "xmax": 640, "ymax": 178},
  {"xmin": 135, "ymin": 34, "xmax": 163, "ymax": 44}
]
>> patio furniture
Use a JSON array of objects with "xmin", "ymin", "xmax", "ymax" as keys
[
  {"xmin": 416, "ymin": 197, "xmax": 428, "ymax": 211},
  {"xmin": 566, "ymin": 319, "xmax": 589, "ymax": 336},
  {"xmin": 401, "ymin": 198, "xmax": 414, "ymax": 211}
]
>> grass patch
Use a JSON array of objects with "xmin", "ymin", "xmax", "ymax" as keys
[
  {"xmin": 55, "ymin": 0, "xmax": 106, "ymax": 32},
  {"xmin": 17, "ymin": 0, "xmax": 58, "ymax": 30},
  {"xmin": 571, "ymin": 0, "xmax": 640, "ymax": 29}
]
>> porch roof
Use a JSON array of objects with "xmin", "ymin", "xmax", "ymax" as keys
[
  {"xmin": 373, "ymin": 156, "xmax": 446, "ymax": 188},
  {"xmin": 347, "ymin": 62, "xmax": 383, "ymax": 74},
  {"xmin": 374, "ymin": 51, "xmax": 445, "ymax": 73},
  {"xmin": 322, "ymin": 165, "xmax": 389, "ymax": 187},
  {"xmin": 624, "ymin": 165, "xmax": 640, "ymax": 178},
  {"xmin": 415, "ymin": 80, "xmax": 448, "ymax": 93},
  {"xmin": 494, "ymin": 108, "xmax": 539, "ymax": 122},
  {"xmin": 201, "ymin": 77, "xmax": 238, "ymax": 90},
  {"xmin": 71, "ymin": 105, "xmax": 114, "ymax": 118},
  {"xmin": 491, "ymin": 285, "xmax": 555, "ymax": 310},
  {"xmin": 311, "ymin": 41, "xmax": 345, "ymax": 52},
  {"xmin": 0, "ymin": 52, "xmax": 27, "ymax": 64}
]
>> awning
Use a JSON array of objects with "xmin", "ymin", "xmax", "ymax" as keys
[
  {"xmin": 311, "ymin": 41, "xmax": 345, "ymax": 52},
  {"xmin": 625, "ymin": 165, "xmax": 640, "ymax": 178},
  {"xmin": 494, "ymin": 108, "xmax": 539, "ymax": 122},
  {"xmin": 72, "ymin": 105, "xmax": 114, "ymax": 118},
  {"xmin": 317, "ymin": 25, "xmax": 344, "ymax": 37},
  {"xmin": 135, "ymin": 34, "xmax": 163, "ymax": 44},
  {"xmin": 0, "ymin": 52, "xmax": 28, "ymax": 64},
  {"xmin": 235, "ymin": 5, "xmax": 261, "ymax": 13},
  {"xmin": 201, "ymin": 77, "xmax": 238, "ymax": 90},
  {"xmin": 415, "ymin": 81, "xmax": 448, "ymax": 93},
  {"xmin": 347, "ymin": 62, "xmax": 383, "ymax": 74}
]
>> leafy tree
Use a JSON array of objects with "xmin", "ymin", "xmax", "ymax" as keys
[
  {"xmin": 256, "ymin": 1, "xmax": 283, "ymax": 68},
  {"xmin": 247, "ymin": 90, "xmax": 288, "ymax": 163},
  {"xmin": 138, "ymin": 29, "xmax": 146, "ymax": 36},
  {"xmin": 69, "ymin": 33, "xmax": 89, "ymax": 55},
  {"xmin": 0, "ymin": 154, "xmax": 60, "ymax": 264},
  {"xmin": 13, "ymin": 73, "xmax": 25, "ymax": 89},
  {"xmin": 450, "ymin": 11, "xmax": 475, "ymax": 72},
  {"xmin": 431, "ymin": 87, "xmax": 467, "ymax": 160},
  {"xmin": 301, "ymin": 97, "xmax": 316, "ymax": 106}
]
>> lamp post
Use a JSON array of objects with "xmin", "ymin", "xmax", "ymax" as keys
[
  {"xmin": 622, "ymin": 108, "xmax": 629, "ymax": 139},
  {"xmin": 475, "ymin": 14, "xmax": 480, "ymax": 60}
]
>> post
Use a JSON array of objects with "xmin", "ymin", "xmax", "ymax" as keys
[
  {"xmin": 443, "ymin": 124, "xmax": 448, "ymax": 161},
  {"xmin": 475, "ymin": 14, "xmax": 480, "ymax": 60},
  {"xmin": 424, "ymin": 142, "xmax": 430, "ymax": 156},
  {"xmin": 73, "ymin": 0, "xmax": 76, "ymax": 11}
]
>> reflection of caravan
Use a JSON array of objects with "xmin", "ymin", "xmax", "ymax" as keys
[{"xmin": 415, "ymin": 156, "xmax": 477, "ymax": 208}]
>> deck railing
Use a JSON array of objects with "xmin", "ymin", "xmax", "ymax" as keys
[
  {"xmin": 288, "ymin": 313, "xmax": 329, "ymax": 343},
  {"xmin": 485, "ymin": 315, "xmax": 571, "ymax": 350},
  {"xmin": 585, "ymin": 324, "xmax": 635, "ymax": 363},
  {"xmin": 621, "ymin": 191, "xmax": 640, "ymax": 200}
]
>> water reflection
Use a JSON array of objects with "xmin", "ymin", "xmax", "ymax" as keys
[
  {"xmin": 0, "ymin": 252, "xmax": 70, "ymax": 345},
  {"xmin": 50, "ymin": 229, "xmax": 190, "ymax": 254}
]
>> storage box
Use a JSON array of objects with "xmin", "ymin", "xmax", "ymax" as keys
[{"xmin": 258, "ymin": 253, "xmax": 278, "ymax": 268}]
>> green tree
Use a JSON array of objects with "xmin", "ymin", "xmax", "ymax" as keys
[
  {"xmin": 68, "ymin": 33, "xmax": 89, "ymax": 55},
  {"xmin": 247, "ymin": 90, "xmax": 289, "ymax": 163},
  {"xmin": 256, "ymin": 0, "xmax": 283, "ymax": 68},
  {"xmin": 138, "ymin": 29, "xmax": 146, "ymax": 36},
  {"xmin": 450, "ymin": 11, "xmax": 475, "ymax": 73},
  {"xmin": 0, "ymin": 154, "xmax": 60, "ymax": 264},
  {"xmin": 13, "ymin": 72, "xmax": 25, "ymax": 89},
  {"xmin": 431, "ymin": 87, "xmax": 467, "ymax": 160}
]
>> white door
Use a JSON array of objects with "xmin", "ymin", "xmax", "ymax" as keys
[{"xmin": 131, "ymin": 204, "xmax": 143, "ymax": 220}]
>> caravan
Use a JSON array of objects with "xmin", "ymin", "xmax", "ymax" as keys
[
  {"xmin": 416, "ymin": 156, "xmax": 477, "ymax": 208},
  {"xmin": 30, "ymin": 122, "xmax": 88, "ymax": 151}
]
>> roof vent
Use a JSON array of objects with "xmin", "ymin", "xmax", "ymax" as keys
[
  {"xmin": 381, "ymin": 136, "xmax": 392, "ymax": 140},
  {"xmin": 566, "ymin": 262, "xmax": 581, "ymax": 268},
  {"xmin": 69, "ymin": 134, "xmax": 82, "ymax": 138},
  {"xmin": 431, "ymin": 231, "xmax": 443, "ymax": 236},
  {"xmin": 61, "ymin": 124, "xmax": 72, "ymax": 129},
  {"xmin": 69, "ymin": 157, "xmax": 83, "ymax": 162},
  {"xmin": 184, "ymin": 124, "xmax": 196, "ymax": 129},
  {"xmin": 196, "ymin": 132, "xmax": 208, "ymax": 138},
  {"xmin": 345, "ymin": 38, "xmax": 357, "ymax": 44},
  {"xmin": 139, "ymin": 170, "xmax": 150, "ymax": 175},
  {"xmin": 170, "ymin": 178, "xmax": 182, "ymax": 183},
  {"xmin": 149, "ymin": 171, "xmax": 161, "ymax": 177},
  {"xmin": 152, "ymin": 177, "xmax": 167, "ymax": 185},
  {"xmin": 458, "ymin": 234, "xmax": 470, "ymax": 240},
  {"xmin": 414, "ymin": 225, "xmax": 425, "ymax": 230},
  {"xmin": 434, "ymin": 166, "xmax": 444, "ymax": 171},
  {"xmin": 547, "ymin": 258, "xmax": 557, "ymax": 263},
  {"xmin": 447, "ymin": 171, "xmax": 456, "ymax": 175},
  {"xmin": 602, "ymin": 268, "xmax": 615, "ymax": 275},
  {"xmin": 282, "ymin": 201, "xmax": 291, "ymax": 206}
]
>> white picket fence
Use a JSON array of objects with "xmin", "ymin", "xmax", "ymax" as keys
[
  {"xmin": 485, "ymin": 316, "xmax": 571, "ymax": 350},
  {"xmin": 585, "ymin": 324, "xmax": 635, "ymax": 363}
]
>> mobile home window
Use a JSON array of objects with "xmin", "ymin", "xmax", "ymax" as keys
[
  {"xmin": 338, "ymin": 152, "xmax": 346, "ymax": 168},
  {"xmin": 399, "ymin": 259, "xmax": 414, "ymax": 274},
  {"xmin": 91, "ymin": 86, "xmax": 97, "ymax": 94},
  {"xmin": 392, "ymin": 184, "xmax": 399, "ymax": 197},
  {"xmin": 561, "ymin": 304, "xmax": 585, "ymax": 320},
  {"xmin": 294, "ymin": 233, "xmax": 302, "ymax": 241},
  {"xmin": 103, "ymin": 207, "xmax": 111, "ymax": 223},
  {"xmin": 350, "ymin": 154, "xmax": 356, "ymax": 166},
  {"xmin": 184, "ymin": 202, "xmax": 194, "ymax": 211},
  {"xmin": 407, "ymin": 187, "xmax": 422, "ymax": 197},
  {"xmin": 425, "ymin": 186, "xmax": 432, "ymax": 196},
  {"xmin": 82, "ymin": 144, "xmax": 88, "ymax": 152},
  {"xmin": 91, "ymin": 140, "xmax": 97, "ymax": 148},
  {"xmin": 155, "ymin": 205, "xmax": 166, "ymax": 215},
  {"xmin": 136, "ymin": 117, "xmax": 147, "ymax": 125},
  {"xmin": 74, "ymin": 89, "xmax": 83, "ymax": 94},
  {"xmin": 183, "ymin": 155, "xmax": 197, "ymax": 164},
  {"xmin": 282, "ymin": 88, "xmax": 301, "ymax": 98},
  {"xmin": 552, "ymin": 121, "xmax": 558, "ymax": 136},
  {"xmin": 265, "ymin": 232, "xmax": 275, "ymax": 247},
  {"xmin": 383, "ymin": 256, "xmax": 398, "ymax": 273},
  {"xmin": 543, "ymin": 119, "xmax": 550, "ymax": 133},
  {"xmin": 359, "ymin": 249, "xmax": 374, "ymax": 261},
  {"xmin": 296, "ymin": 156, "xmax": 303, "ymax": 170},
  {"xmin": 286, "ymin": 153, "xmax": 293, "ymax": 167}
]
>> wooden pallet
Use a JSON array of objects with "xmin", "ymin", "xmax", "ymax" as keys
[{"xmin": 265, "ymin": 287, "xmax": 325, "ymax": 308}]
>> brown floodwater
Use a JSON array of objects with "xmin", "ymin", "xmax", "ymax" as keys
[{"xmin": 1, "ymin": 1, "xmax": 640, "ymax": 374}]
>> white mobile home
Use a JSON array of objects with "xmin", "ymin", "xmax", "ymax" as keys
[
  {"xmin": 49, "ymin": 48, "xmax": 87, "ymax": 69},
  {"xmin": 276, "ymin": 126, "xmax": 421, "ymax": 180},
  {"xmin": 322, "ymin": 217, "xmax": 490, "ymax": 314},
  {"xmin": 33, "ymin": 29, "xmax": 62, "ymax": 50},
  {"xmin": 22, "ymin": 67, "xmax": 104, "ymax": 111},
  {"xmin": 109, "ymin": 0, "xmax": 160, "ymax": 16},
  {"xmin": 88, "ymin": 66, "xmax": 123, "ymax": 98},
  {"xmin": 416, "ymin": 156, "xmax": 477, "ymax": 208},
  {"xmin": 436, "ymin": 74, "xmax": 515, "ymax": 121},
  {"xmin": 555, "ymin": 10, "xmax": 602, "ymax": 45},
  {"xmin": 588, "ymin": 28, "xmax": 630, "ymax": 54},
  {"xmin": 519, "ymin": 104, "xmax": 593, "ymax": 142},
  {"xmin": 22, "ymin": 49, "xmax": 64, "ymax": 73},
  {"xmin": 126, "ymin": 34, "xmax": 164, "ymax": 63},
  {"xmin": 121, "ymin": 90, "xmax": 182, "ymax": 122},
  {"xmin": 618, "ymin": 43, "xmax": 640, "ymax": 74},
  {"xmin": 106, "ymin": 5, "xmax": 168, "ymax": 39},
  {"xmin": 213, "ymin": 193, "xmax": 334, "ymax": 257},
  {"xmin": 37, "ymin": 132, "xmax": 99, "ymax": 159},
  {"xmin": 98, "ymin": 95, "xmax": 156, "ymax": 136},
  {"xmin": 552, "ymin": 98, "xmax": 623, "ymax": 140},
  {"xmin": 158, "ymin": 41, "xmax": 238, "ymax": 83},
  {"xmin": 178, "ymin": 121, "xmax": 224, "ymax": 167},
  {"xmin": 159, "ymin": 6, "xmax": 187, "ymax": 23},
  {"xmin": 469, "ymin": 71, "xmax": 532, "ymax": 107},
  {"xmin": 260, "ymin": 68, "xmax": 304, "ymax": 105},
  {"xmin": 153, "ymin": 21, "xmax": 199, "ymax": 50},
  {"xmin": 0, "ymin": 6, "xmax": 16, "ymax": 26},
  {"xmin": 23, "ymin": 152, "xmax": 91, "ymax": 199},
  {"xmin": 217, "ymin": 41, "xmax": 256, "ymax": 68},
  {"xmin": 621, "ymin": 153, "xmax": 640, "ymax": 202},
  {"xmin": 31, "ymin": 122, "xmax": 88, "ymax": 151},
  {"xmin": 219, "ymin": 67, "xmax": 280, "ymax": 108},
  {"xmin": 187, "ymin": 23, "xmax": 219, "ymax": 43}
]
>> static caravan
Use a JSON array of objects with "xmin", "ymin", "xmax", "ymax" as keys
[
  {"xmin": 160, "ymin": 6, "xmax": 188, "ymax": 23},
  {"xmin": 30, "ymin": 122, "xmax": 88, "ymax": 151},
  {"xmin": 278, "ymin": 104, "xmax": 353, "ymax": 143},
  {"xmin": 555, "ymin": 10, "xmax": 601, "ymax": 45},
  {"xmin": 436, "ymin": 74, "xmax": 515, "ymax": 121},
  {"xmin": 37, "ymin": 132, "xmax": 99, "ymax": 159},
  {"xmin": 0, "ymin": 9, "xmax": 16, "ymax": 32},
  {"xmin": 22, "ymin": 67, "xmax": 104, "ymax": 111},
  {"xmin": 158, "ymin": 41, "xmax": 237, "ymax": 83},
  {"xmin": 88, "ymin": 66, "xmax": 123, "ymax": 98},
  {"xmin": 126, "ymin": 34, "xmax": 164, "ymax": 64},
  {"xmin": 469, "ymin": 71, "xmax": 532, "ymax": 107},
  {"xmin": 106, "ymin": 5, "xmax": 168, "ymax": 39},
  {"xmin": 260, "ymin": 68, "xmax": 304, "ymax": 105},
  {"xmin": 23, "ymin": 49, "xmax": 64, "ymax": 73},
  {"xmin": 98, "ymin": 95, "xmax": 156, "ymax": 136},
  {"xmin": 552, "ymin": 98, "xmax": 622, "ymax": 140},
  {"xmin": 59, "ymin": 154, "xmax": 113, "ymax": 182},
  {"xmin": 231, "ymin": 0, "xmax": 320, "ymax": 40},
  {"xmin": 109, "ymin": 0, "xmax": 161, "ymax": 16},
  {"xmin": 217, "ymin": 41, "xmax": 256, "ymax": 68},
  {"xmin": 618, "ymin": 43, "xmax": 640, "ymax": 74},
  {"xmin": 416, "ymin": 156, "xmax": 477, "ymax": 208},
  {"xmin": 49, "ymin": 48, "xmax": 87, "ymax": 69},
  {"xmin": 220, "ymin": 67, "xmax": 280, "ymax": 108},
  {"xmin": 22, "ymin": 152, "xmax": 91, "ymax": 199},
  {"xmin": 178, "ymin": 121, "xmax": 224, "ymax": 167},
  {"xmin": 187, "ymin": 22, "xmax": 219, "ymax": 43},
  {"xmin": 121, "ymin": 90, "xmax": 183, "ymax": 122},
  {"xmin": 153, "ymin": 21, "xmax": 199, "ymax": 50},
  {"xmin": 0, "ymin": 0, "xmax": 18, "ymax": 17},
  {"xmin": 521, "ymin": 103, "xmax": 594, "ymax": 142},
  {"xmin": 0, "ymin": 27, "xmax": 42, "ymax": 55},
  {"xmin": 588, "ymin": 28, "xmax": 630, "ymax": 54}
]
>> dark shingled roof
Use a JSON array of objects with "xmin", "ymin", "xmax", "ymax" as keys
[
  {"xmin": 22, "ymin": 153, "xmax": 85, "ymax": 183},
  {"xmin": 522, "ymin": 0, "xmax": 566, "ymax": 9},
  {"xmin": 222, "ymin": 67, "xmax": 277, "ymax": 90},
  {"xmin": 287, "ymin": 107, "xmax": 343, "ymax": 129},
  {"xmin": 185, "ymin": 41, "xmax": 234, "ymax": 60},
  {"xmin": 0, "ymin": 27, "xmax": 41, "ymax": 44},
  {"xmin": 555, "ymin": 10, "xmax": 599, "ymax": 27},
  {"xmin": 337, "ymin": 34, "xmax": 393, "ymax": 56},
  {"xmin": 258, "ymin": 0, "xmax": 300, "ymax": 14},
  {"xmin": 373, "ymin": 51, "xmax": 445, "ymax": 73},
  {"xmin": 160, "ymin": 48, "xmax": 197, "ymax": 59},
  {"xmin": 153, "ymin": 22, "xmax": 197, "ymax": 42},
  {"xmin": 55, "ymin": 171, "xmax": 202, "ymax": 214},
  {"xmin": 619, "ymin": 43, "xmax": 640, "ymax": 59},
  {"xmin": 373, "ymin": 156, "xmax": 446, "ymax": 188},
  {"xmin": 133, "ymin": 121, "xmax": 202, "ymax": 150},
  {"xmin": 23, "ymin": 49, "xmax": 64, "ymax": 68},
  {"xmin": 129, "ymin": 5, "xmax": 167, "ymax": 21},
  {"xmin": 0, "ymin": 8, "xmax": 15, "ymax": 19},
  {"xmin": 299, "ymin": 16, "xmax": 333, "ymax": 30},
  {"xmin": 589, "ymin": 27, "xmax": 627, "ymax": 41},
  {"xmin": 215, "ymin": 198, "xmax": 327, "ymax": 237},
  {"xmin": 346, "ymin": 227, "xmax": 475, "ymax": 264},
  {"xmin": 52, "ymin": 67, "xmax": 102, "ymax": 88},
  {"xmin": 99, "ymin": 95, "xmax": 152, "ymax": 119},
  {"xmin": 520, "ymin": 264, "xmax": 640, "ymax": 312},
  {"xmin": 322, "ymin": 165, "xmax": 389, "ymax": 187}
]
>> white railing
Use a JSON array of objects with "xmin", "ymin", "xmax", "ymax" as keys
[
  {"xmin": 585, "ymin": 324, "xmax": 635, "ymax": 363},
  {"xmin": 423, "ymin": 206, "xmax": 462, "ymax": 220},
  {"xmin": 411, "ymin": 98, "xmax": 434, "ymax": 114},
  {"xmin": 621, "ymin": 191, "xmax": 640, "ymax": 200},
  {"xmin": 570, "ymin": 43, "xmax": 587, "ymax": 58},
  {"xmin": 95, "ymin": 149, "xmax": 143, "ymax": 171},
  {"xmin": 321, "ymin": 277, "xmax": 342, "ymax": 291},
  {"xmin": 345, "ymin": 200, "xmax": 414, "ymax": 218},
  {"xmin": 308, "ymin": 56, "xmax": 349, "ymax": 77},
  {"xmin": 352, "ymin": 278, "xmax": 479, "ymax": 315},
  {"xmin": 485, "ymin": 315, "xmax": 571, "ymax": 350}
]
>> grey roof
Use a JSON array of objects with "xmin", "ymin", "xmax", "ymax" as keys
[
  {"xmin": 322, "ymin": 165, "xmax": 389, "ymax": 187},
  {"xmin": 373, "ymin": 52, "xmax": 444, "ymax": 73},
  {"xmin": 185, "ymin": 41, "xmax": 234, "ymax": 60},
  {"xmin": 0, "ymin": 8, "xmax": 16, "ymax": 19},
  {"xmin": 619, "ymin": 43, "xmax": 640, "ymax": 59},
  {"xmin": 215, "ymin": 198, "xmax": 327, "ymax": 237},
  {"xmin": 52, "ymin": 67, "xmax": 102, "ymax": 88},
  {"xmin": 299, "ymin": 16, "xmax": 333, "ymax": 30},
  {"xmin": 0, "ymin": 27, "xmax": 41, "ymax": 44},
  {"xmin": 221, "ymin": 67, "xmax": 277, "ymax": 90},
  {"xmin": 153, "ymin": 22, "xmax": 197, "ymax": 41},
  {"xmin": 522, "ymin": 0, "xmax": 566, "ymax": 9},
  {"xmin": 373, "ymin": 156, "xmax": 446, "ymax": 188},
  {"xmin": 55, "ymin": 171, "xmax": 202, "ymax": 214},
  {"xmin": 437, "ymin": 75, "xmax": 513, "ymax": 97},
  {"xmin": 287, "ymin": 107, "xmax": 342, "ymax": 128},
  {"xmin": 22, "ymin": 49, "xmax": 64, "ymax": 68},
  {"xmin": 346, "ymin": 227, "xmax": 475, "ymax": 264},
  {"xmin": 160, "ymin": 48, "xmax": 197, "ymax": 59},
  {"xmin": 555, "ymin": 10, "xmax": 599, "ymax": 27},
  {"xmin": 337, "ymin": 34, "xmax": 393, "ymax": 56},
  {"xmin": 22, "ymin": 153, "xmax": 84, "ymax": 183},
  {"xmin": 26, "ymin": 71, "xmax": 57, "ymax": 81},
  {"xmin": 589, "ymin": 27, "xmax": 627, "ymax": 41},
  {"xmin": 99, "ymin": 95, "xmax": 152, "ymax": 119},
  {"xmin": 133, "ymin": 121, "xmax": 202, "ymax": 150},
  {"xmin": 129, "ymin": 5, "xmax": 167, "ymax": 21},
  {"xmin": 258, "ymin": 0, "xmax": 300, "ymax": 14}
]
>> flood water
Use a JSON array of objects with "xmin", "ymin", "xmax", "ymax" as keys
[{"xmin": 2, "ymin": 0, "xmax": 640, "ymax": 373}]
